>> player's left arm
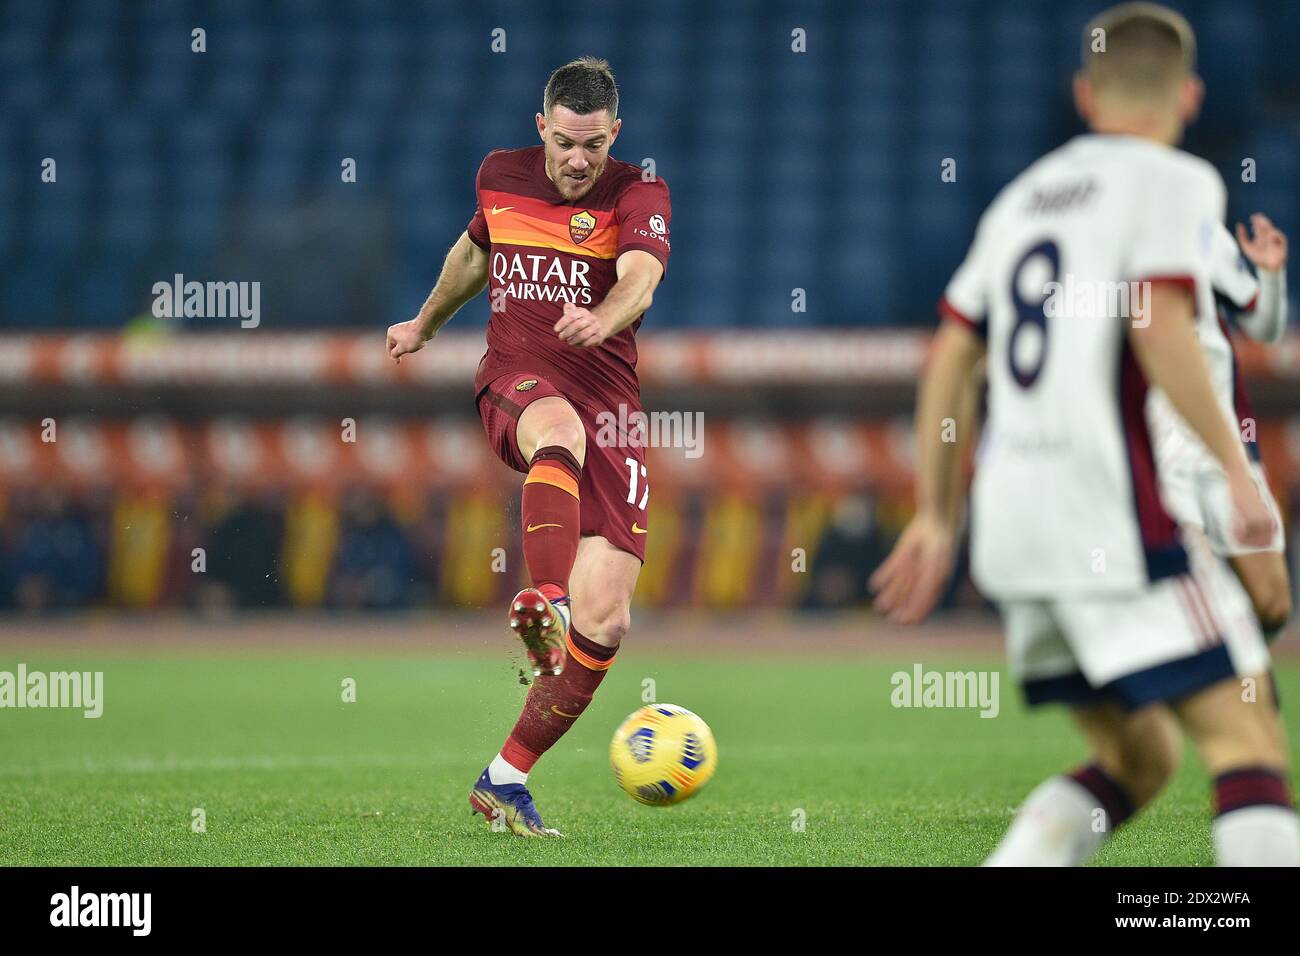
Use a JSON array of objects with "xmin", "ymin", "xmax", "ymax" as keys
[
  {"xmin": 870, "ymin": 320, "xmax": 986, "ymax": 624},
  {"xmin": 554, "ymin": 250, "xmax": 663, "ymax": 347},
  {"xmin": 1233, "ymin": 213, "xmax": 1289, "ymax": 344}
]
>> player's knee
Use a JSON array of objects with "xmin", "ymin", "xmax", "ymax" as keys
[
  {"xmin": 536, "ymin": 419, "xmax": 585, "ymax": 463},
  {"xmin": 520, "ymin": 398, "xmax": 586, "ymax": 465},
  {"xmin": 580, "ymin": 601, "xmax": 630, "ymax": 649},
  {"xmin": 597, "ymin": 607, "xmax": 631, "ymax": 647}
]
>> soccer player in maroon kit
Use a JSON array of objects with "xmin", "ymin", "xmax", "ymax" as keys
[{"xmin": 386, "ymin": 57, "xmax": 670, "ymax": 836}]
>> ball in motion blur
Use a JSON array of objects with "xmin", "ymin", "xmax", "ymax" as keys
[{"xmin": 610, "ymin": 704, "xmax": 717, "ymax": 805}]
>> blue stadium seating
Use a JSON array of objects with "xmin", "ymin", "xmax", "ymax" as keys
[{"xmin": 0, "ymin": 0, "xmax": 1296, "ymax": 330}]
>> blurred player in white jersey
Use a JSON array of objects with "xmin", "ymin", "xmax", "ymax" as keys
[
  {"xmin": 1152, "ymin": 215, "xmax": 1290, "ymax": 636},
  {"xmin": 872, "ymin": 2, "xmax": 1297, "ymax": 866}
]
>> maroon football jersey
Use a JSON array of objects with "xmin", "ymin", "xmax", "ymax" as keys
[{"xmin": 467, "ymin": 146, "xmax": 671, "ymax": 412}]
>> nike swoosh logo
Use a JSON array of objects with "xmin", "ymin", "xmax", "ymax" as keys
[
  {"xmin": 551, "ymin": 705, "xmax": 581, "ymax": 719},
  {"xmin": 527, "ymin": 523, "xmax": 562, "ymax": 532},
  {"xmin": 490, "ymin": 205, "xmax": 514, "ymax": 215},
  {"xmin": 632, "ymin": 523, "xmax": 648, "ymax": 534}
]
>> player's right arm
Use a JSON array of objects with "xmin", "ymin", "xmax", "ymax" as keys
[
  {"xmin": 871, "ymin": 319, "xmax": 986, "ymax": 624},
  {"xmin": 387, "ymin": 231, "xmax": 489, "ymax": 364},
  {"xmin": 871, "ymin": 205, "xmax": 992, "ymax": 624},
  {"xmin": 1127, "ymin": 282, "xmax": 1274, "ymax": 546}
]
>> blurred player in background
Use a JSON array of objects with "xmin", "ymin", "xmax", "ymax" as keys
[
  {"xmin": 871, "ymin": 3, "xmax": 1298, "ymax": 865},
  {"xmin": 1154, "ymin": 214, "xmax": 1290, "ymax": 639},
  {"xmin": 386, "ymin": 57, "xmax": 670, "ymax": 836}
]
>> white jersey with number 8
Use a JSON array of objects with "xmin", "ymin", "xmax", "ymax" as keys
[{"xmin": 941, "ymin": 134, "xmax": 1227, "ymax": 599}]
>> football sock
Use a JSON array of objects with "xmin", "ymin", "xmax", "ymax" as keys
[
  {"xmin": 521, "ymin": 445, "xmax": 582, "ymax": 602},
  {"xmin": 984, "ymin": 764, "xmax": 1134, "ymax": 866},
  {"xmin": 500, "ymin": 626, "xmax": 617, "ymax": 773},
  {"xmin": 1212, "ymin": 767, "xmax": 1300, "ymax": 866},
  {"xmin": 486, "ymin": 752, "xmax": 528, "ymax": 786}
]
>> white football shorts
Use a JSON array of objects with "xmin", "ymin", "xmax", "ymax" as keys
[{"xmin": 999, "ymin": 537, "xmax": 1268, "ymax": 709}]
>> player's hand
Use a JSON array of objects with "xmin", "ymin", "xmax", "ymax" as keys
[
  {"xmin": 1227, "ymin": 466, "xmax": 1276, "ymax": 549},
  {"xmin": 554, "ymin": 303, "xmax": 611, "ymax": 347},
  {"xmin": 869, "ymin": 512, "xmax": 956, "ymax": 625},
  {"xmin": 387, "ymin": 318, "xmax": 432, "ymax": 364},
  {"xmin": 1236, "ymin": 214, "xmax": 1288, "ymax": 273}
]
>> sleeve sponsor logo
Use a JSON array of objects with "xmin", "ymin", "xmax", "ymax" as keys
[{"xmin": 631, "ymin": 212, "xmax": 670, "ymax": 249}]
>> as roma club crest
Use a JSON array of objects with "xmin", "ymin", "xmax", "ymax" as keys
[{"xmin": 568, "ymin": 210, "xmax": 597, "ymax": 245}]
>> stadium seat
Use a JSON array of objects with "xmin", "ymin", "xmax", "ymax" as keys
[
  {"xmin": 1, "ymin": 252, "xmax": 70, "ymax": 327},
  {"xmin": 0, "ymin": 0, "xmax": 1295, "ymax": 330}
]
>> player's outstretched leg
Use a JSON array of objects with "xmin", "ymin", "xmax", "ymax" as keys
[
  {"xmin": 472, "ymin": 537, "xmax": 637, "ymax": 835},
  {"xmin": 509, "ymin": 396, "xmax": 586, "ymax": 675},
  {"xmin": 985, "ymin": 704, "xmax": 1180, "ymax": 866},
  {"xmin": 472, "ymin": 396, "xmax": 587, "ymax": 835},
  {"xmin": 1173, "ymin": 675, "xmax": 1300, "ymax": 866}
]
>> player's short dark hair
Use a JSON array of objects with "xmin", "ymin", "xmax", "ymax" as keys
[
  {"xmin": 1082, "ymin": 2, "xmax": 1196, "ymax": 97},
  {"xmin": 543, "ymin": 57, "xmax": 619, "ymax": 120}
]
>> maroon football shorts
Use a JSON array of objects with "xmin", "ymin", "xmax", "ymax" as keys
[{"xmin": 476, "ymin": 371, "xmax": 648, "ymax": 562}]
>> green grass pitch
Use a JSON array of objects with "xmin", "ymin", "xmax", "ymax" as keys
[{"xmin": 2, "ymin": 637, "xmax": 1297, "ymax": 866}]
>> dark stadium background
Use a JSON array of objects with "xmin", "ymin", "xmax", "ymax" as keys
[
  {"xmin": 2, "ymin": 0, "xmax": 1300, "ymax": 875},
  {"xmin": 0, "ymin": 0, "xmax": 1295, "ymax": 617}
]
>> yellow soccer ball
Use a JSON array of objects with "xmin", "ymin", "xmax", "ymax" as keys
[{"xmin": 610, "ymin": 704, "xmax": 717, "ymax": 805}]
